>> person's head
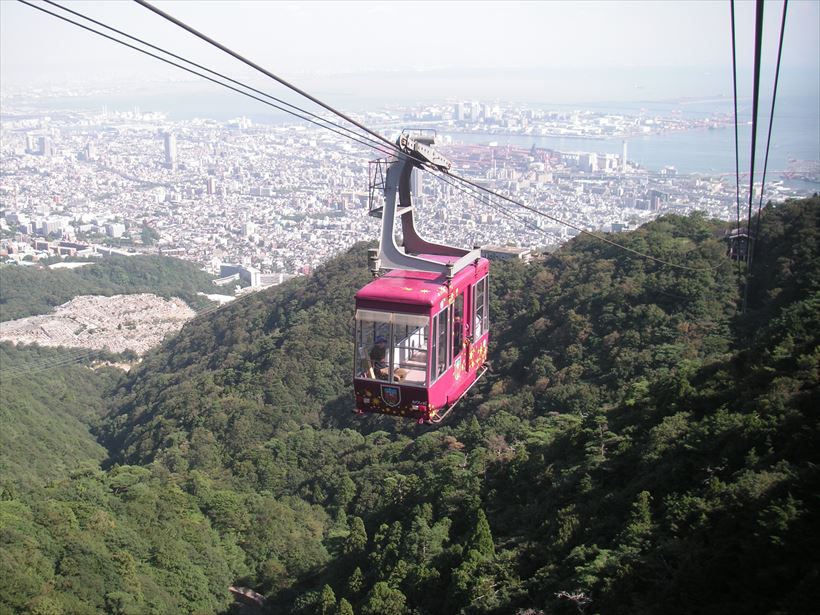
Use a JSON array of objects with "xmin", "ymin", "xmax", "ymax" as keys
[{"xmin": 375, "ymin": 335, "xmax": 387, "ymax": 346}]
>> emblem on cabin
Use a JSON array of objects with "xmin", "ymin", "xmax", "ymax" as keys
[
  {"xmin": 381, "ymin": 385, "xmax": 401, "ymax": 407},
  {"xmin": 454, "ymin": 356, "xmax": 463, "ymax": 381}
]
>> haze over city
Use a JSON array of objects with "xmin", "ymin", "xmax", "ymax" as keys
[{"xmin": 2, "ymin": 0, "xmax": 819, "ymax": 104}]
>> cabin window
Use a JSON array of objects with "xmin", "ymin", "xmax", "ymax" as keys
[
  {"xmin": 473, "ymin": 276, "xmax": 488, "ymax": 338},
  {"xmin": 393, "ymin": 322, "xmax": 428, "ymax": 386},
  {"xmin": 430, "ymin": 317, "xmax": 437, "ymax": 384},
  {"xmin": 436, "ymin": 307, "xmax": 449, "ymax": 378},
  {"xmin": 355, "ymin": 309, "xmax": 429, "ymax": 386},
  {"xmin": 452, "ymin": 293, "xmax": 464, "ymax": 357},
  {"xmin": 355, "ymin": 311, "xmax": 391, "ymax": 381}
]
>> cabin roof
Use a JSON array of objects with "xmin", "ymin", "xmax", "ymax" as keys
[{"xmin": 356, "ymin": 256, "xmax": 488, "ymax": 309}]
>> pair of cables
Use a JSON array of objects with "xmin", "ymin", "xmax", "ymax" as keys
[
  {"xmin": 18, "ymin": 0, "xmax": 730, "ymax": 275},
  {"xmin": 728, "ymin": 0, "xmax": 789, "ymax": 311}
]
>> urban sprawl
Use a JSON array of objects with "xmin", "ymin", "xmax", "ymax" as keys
[{"xmin": 1, "ymin": 98, "xmax": 817, "ymax": 293}]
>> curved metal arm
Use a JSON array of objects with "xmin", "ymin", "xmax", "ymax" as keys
[{"xmin": 377, "ymin": 148, "xmax": 480, "ymax": 278}]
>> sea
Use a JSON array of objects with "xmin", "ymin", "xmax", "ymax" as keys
[{"xmin": 450, "ymin": 96, "xmax": 819, "ymax": 181}]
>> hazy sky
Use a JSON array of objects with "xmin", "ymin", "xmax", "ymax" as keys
[{"xmin": 1, "ymin": 1, "xmax": 818, "ymax": 103}]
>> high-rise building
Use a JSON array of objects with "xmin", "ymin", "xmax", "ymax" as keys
[
  {"xmin": 207, "ymin": 177, "xmax": 217, "ymax": 195},
  {"xmin": 622, "ymin": 140, "xmax": 628, "ymax": 172},
  {"xmin": 579, "ymin": 153, "xmax": 597, "ymax": 173},
  {"xmin": 470, "ymin": 101, "xmax": 481, "ymax": 121},
  {"xmin": 482, "ymin": 103, "xmax": 493, "ymax": 122},
  {"xmin": 456, "ymin": 102, "xmax": 466, "ymax": 121},
  {"xmin": 38, "ymin": 136, "xmax": 53, "ymax": 157},
  {"xmin": 164, "ymin": 132, "xmax": 177, "ymax": 169},
  {"xmin": 41, "ymin": 218, "xmax": 64, "ymax": 236}
]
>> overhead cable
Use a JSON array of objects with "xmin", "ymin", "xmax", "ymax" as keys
[
  {"xmin": 41, "ymin": 0, "xmax": 397, "ymax": 157},
  {"xmin": 20, "ymin": 0, "xmax": 728, "ymax": 274},
  {"xmin": 744, "ymin": 0, "xmax": 766, "ymax": 246},
  {"xmin": 429, "ymin": 171, "xmax": 550, "ymax": 239},
  {"xmin": 133, "ymin": 0, "xmax": 399, "ymax": 152},
  {"xmin": 130, "ymin": 0, "xmax": 728, "ymax": 273},
  {"xmin": 741, "ymin": 0, "xmax": 766, "ymax": 314},
  {"xmin": 436, "ymin": 170, "xmax": 727, "ymax": 272},
  {"xmin": 18, "ymin": 0, "xmax": 395, "ymax": 157},
  {"xmin": 729, "ymin": 0, "xmax": 744, "ymax": 289},
  {"xmin": 753, "ymin": 0, "xmax": 788, "ymax": 242}
]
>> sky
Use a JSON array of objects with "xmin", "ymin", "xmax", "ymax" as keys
[{"xmin": 1, "ymin": 0, "xmax": 818, "ymax": 104}]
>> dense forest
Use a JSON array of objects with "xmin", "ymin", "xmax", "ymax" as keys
[
  {"xmin": 0, "ymin": 197, "xmax": 817, "ymax": 614},
  {"xmin": 0, "ymin": 255, "xmax": 220, "ymax": 321}
]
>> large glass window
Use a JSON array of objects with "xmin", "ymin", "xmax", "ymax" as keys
[
  {"xmin": 452, "ymin": 293, "xmax": 464, "ymax": 358},
  {"xmin": 355, "ymin": 310, "xmax": 391, "ymax": 381},
  {"xmin": 473, "ymin": 276, "xmax": 488, "ymax": 338},
  {"xmin": 430, "ymin": 317, "xmax": 437, "ymax": 384},
  {"xmin": 393, "ymin": 322, "xmax": 428, "ymax": 386},
  {"xmin": 436, "ymin": 307, "xmax": 449, "ymax": 378},
  {"xmin": 355, "ymin": 310, "xmax": 429, "ymax": 386}
]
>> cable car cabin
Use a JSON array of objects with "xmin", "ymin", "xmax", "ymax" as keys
[
  {"xmin": 355, "ymin": 129, "xmax": 489, "ymax": 423},
  {"xmin": 354, "ymin": 255, "xmax": 490, "ymax": 423}
]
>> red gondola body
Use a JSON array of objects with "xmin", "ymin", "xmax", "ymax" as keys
[
  {"xmin": 354, "ymin": 255, "xmax": 489, "ymax": 422},
  {"xmin": 353, "ymin": 130, "xmax": 490, "ymax": 423}
]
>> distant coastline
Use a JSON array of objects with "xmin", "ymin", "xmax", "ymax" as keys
[{"xmin": 3, "ymin": 86, "xmax": 817, "ymax": 181}]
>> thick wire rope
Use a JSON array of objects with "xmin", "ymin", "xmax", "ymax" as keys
[
  {"xmin": 17, "ymin": 0, "xmax": 395, "ymax": 158},
  {"xmin": 0, "ymin": 347, "xmax": 102, "ymax": 376},
  {"xmin": 744, "ymin": 0, "xmax": 766, "ymax": 246},
  {"xmin": 39, "ymin": 0, "xmax": 398, "ymax": 159},
  {"xmin": 20, "ymin": 0, "xmax": 729, "ymax": 275},
  {"xmin": 741, "ymin": 0, "xmax": 767, "ymax": 314},
  {"xmin": 133, "ymin": 0, "xmax": 731, "ymax": 274},
  {"xmin": 133, "ymin": 0, "xmax": 399, "ymax": 153},
  {"xmin": 730, "ymin": 0, "xmax": 744, "ymax": 289},
  {"xmin": 437, "ymin": 170, "xmax": 727, "ymax": 272},
  {"xmin": 753, "ymin": 0, "xmax": 788, "ymax": 243},
  {"xmin": 429, "ymin": 171, "xmax": 553, "ymax": 241}
]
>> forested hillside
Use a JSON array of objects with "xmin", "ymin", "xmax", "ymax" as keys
[
  {"xmin": 0, "ymin": 345, "xmax": 249, "ymax": 614},
  {"xmin": 1, "ymin": 198, "xmax": 816, "ymax": 614},
  {"xmin": 0, "ymin": 345, "xmax": 115, "ymax": 488},
  {"xmin": 0, "ymin": 255, "xmax": 219, "ymax": 321}
]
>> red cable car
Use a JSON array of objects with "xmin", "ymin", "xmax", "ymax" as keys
[{"xmin": 354, "ymin": 131, "xmax": 489, "ymax": 423}]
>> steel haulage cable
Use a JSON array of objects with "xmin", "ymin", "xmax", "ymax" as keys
[
  {"xmin": 729, "ymin": 0, "xmax": 744, "ymax": 290},
  {"xmin": 133, "ymin": 0, "xmax": 399, "ymax": 153},
  {"xmin": 435, "ymin": 169, "xmax": 729, "ymax": 273},
  {"xmin": 132, "ymin": 0, "xmax": 728, "ymax": 273},
  {"xmin": 37, "ymin": 0, "xmax": 397, "ymax": 158},
  {"xmin": 753, "ymin": 0, "xmax": 789, "ymax": 245},
  {"xmin": 21, "ymin": 0, "xmax": 730, "ymax": 275},
  {"xmin": 18, "ymin": 0, "xmax": 396, "ymax": 158}
]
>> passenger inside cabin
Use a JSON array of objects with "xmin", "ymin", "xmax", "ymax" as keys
[{"xmin": 370, "ymin": 335, "xmax": 389, "ymax": 379}]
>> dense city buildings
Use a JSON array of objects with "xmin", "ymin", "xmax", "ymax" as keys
[{"xmin": 1, "ymin": 99, "xmax": 816, "ymax": 288}]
